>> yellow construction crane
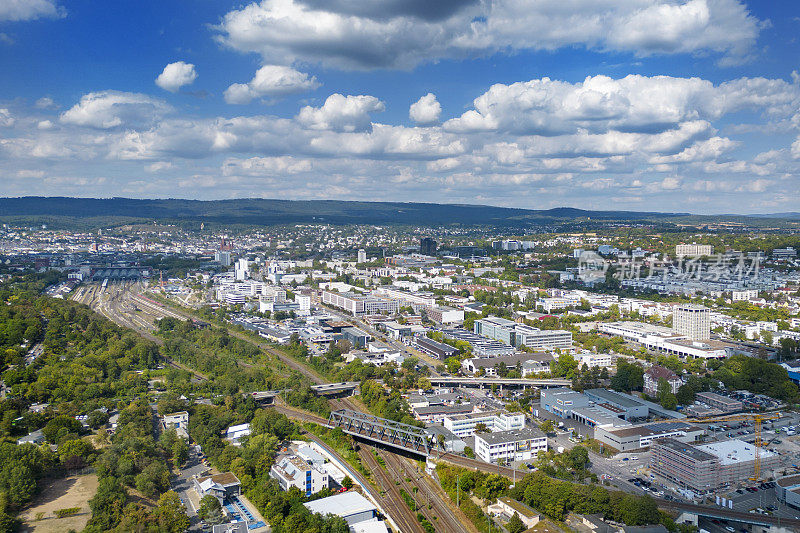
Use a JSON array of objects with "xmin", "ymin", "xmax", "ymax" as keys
[{"xmin": 684, "ymin": 411, "xmax": 781, "ymax": 482}]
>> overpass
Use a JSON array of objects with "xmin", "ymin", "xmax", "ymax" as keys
[
  {"xmin": 428, "ymin": 376, "xmax": 571, "ymax": 389},
  {"xmin": 311, "ymin": 381, "xmax": 360, "ymax": 397},
  {"xmin": 328, "ymin": 409, "xmax": 434, "ymax": 456}
]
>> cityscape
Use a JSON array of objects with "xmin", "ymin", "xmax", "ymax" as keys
[{"xmin": 3, "ymin": 1, "xmax": 800, "ymax": 533}]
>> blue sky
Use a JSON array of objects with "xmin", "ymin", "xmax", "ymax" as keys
[{"xmin": 1, "ymin": 0, "xmax": 799, "ymax": 214}]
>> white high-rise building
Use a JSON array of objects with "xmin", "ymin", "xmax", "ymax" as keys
[
  {"xmin": 357, "ymin": 249, "xmax": 367, "ymax": 263},
  {"xmin": 675, "ymin": 243, "xmax": 713, "ymax": 257},
  {"xmin": 235, "ymin": 258, "xmax": 250, "ymax": 281},
  {"xmin": 214, "ymin": 251, "xmax": 231, "ymax": 266},
  {"xmin": 673, "ymin": 304, "xmax": 711, "ymax": 341}
]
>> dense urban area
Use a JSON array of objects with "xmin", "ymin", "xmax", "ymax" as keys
[{"xmin": 3, "ymin": 218, "xmax": 800, "ymax": 533}]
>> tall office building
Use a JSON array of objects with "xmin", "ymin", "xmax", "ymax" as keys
[
  {"xmin": 673, "ymin": 304, "xmax": 710, "ymax": 341},
  {"xmin": 420, "ymin": 237, "xmax": 437, "ymax": 256},
  {"xmin": 357, "ymin": 249, "xmax": 367, "ymax": 263}
]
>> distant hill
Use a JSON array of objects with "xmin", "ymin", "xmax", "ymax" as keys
[{"xmin": 0, "ymin": 196, "xmax": 789, "ymax": 228}]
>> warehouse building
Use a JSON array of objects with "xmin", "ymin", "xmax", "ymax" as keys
[{"xmin": 414, "ymin": 336, "xmax": 458, "ymax": 359}]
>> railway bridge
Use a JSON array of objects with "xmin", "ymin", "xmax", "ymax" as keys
[{"xmin": 328, "ymin": 409, "xmax": 434, "ymax": 456}]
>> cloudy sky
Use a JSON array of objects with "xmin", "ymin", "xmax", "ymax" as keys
[{"xmin": 1, "ymin": 0, "xmax": 799, "ymax": 213}]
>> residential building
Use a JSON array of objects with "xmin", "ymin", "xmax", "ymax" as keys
[
  {"xmin": 643, "ymin": 366, "xmax": 682, "ymax": 397},
  {"xmin": 461, "ymin": 352, "xmax": 554, "ymax": 376},
  {"xmin": 163, "ymin": 411, "xmax": 189, "ymax": 440},
  {"xmin": 194, "ymin": 472, "xmax": 241, "ymax": 501},
  {"xmin": 475, "ymin": 427, "xmax": 548, "ymax": 463},
  {"xmin": 442, "ymin": 411, "xmax": 525, "ymax": 438},
  {"xmin": 357, "ymin": 249, "xmax": 367, "ymax": 263},
  {"xmin": 576, "ymin": 352, "xmax": 616, "ymax": 369},
  {"xmin": 225, "ymin": 423, "xmax": 251, "ymax": 446},
  {"xmin": 270, "ymin": 455, "xmax": 329, "ymax": 496},
  {"xmin": 487, "ymin": 497, "xmax": 540, "ymax": 529},
  {"xmin": 673, "ymin": 304, "xmax": 711, "ymax": 341}
]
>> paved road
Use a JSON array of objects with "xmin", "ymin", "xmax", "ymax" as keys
[{"xmin": 172, "ymin": 447, "xmax": 210, "ymax": 532}]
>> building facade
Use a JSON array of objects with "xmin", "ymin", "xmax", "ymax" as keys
[
  {"xmin": 673, "ymin": 304, "xmax": 711, "ymax": 341},
  {"xmin": 475, "ymin": 427, "xmax": 548, "ymax": 463}
]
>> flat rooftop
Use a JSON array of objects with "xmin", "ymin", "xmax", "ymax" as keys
[
  {"xmin": 695, "ymin": 391, "xmax": 742, "ymax": 405},
  {"xmin": 655, "ymin": 438, "xmax": 717, "ymax": 462},
  {"xmin": 585, "ymin": 388, "xmax": 642, "ymax": 409},
  {"xmin": 304, "ymin": 491, "xmax": 376, "ymax": 517},
  {"xmin": 601, "ymin": 321, "xmax": 679, "ymax": 337},
  {"xmin": 697, "ymin": 439, "xmax": 776, "ymax": 466},
  {"xmin": 476, "ymin": 426, "xmax": 546, "ymax": 445}
]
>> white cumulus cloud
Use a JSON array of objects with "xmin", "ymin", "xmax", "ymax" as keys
[
  {"xmin": 409, "ymin": 93, "xmax": 441, "ymax": 125},
  {"xmin": 155, "ymin": 61, "xmax": 198, "ymax": 92},
  {"xmin": 444, "ymin": 74, "xmax": 800, "ymax": 135},
  {"xmin": 0, "ymin": 108, "xmax": 14, "ymax": 127},
  {"xmin": 60, "ymin": 91, "xmax": 171, "ymax": 129},
  {"xmin": 216, "ymin": 0, "xmax": 763, "ymax": 70},
  {"xmin": 0, "ymin": 0, "xmax": 64, "ymax": 22},
  {"xmin": 296, "ymin": 93, "xmax": 385, "ymax": 132},
  {"xmin": 224, "ymin": 65, "xmax": 320, "ymax": 104}
]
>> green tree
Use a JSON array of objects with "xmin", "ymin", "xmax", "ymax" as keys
[
  {"xmin": 88, "ymin": 477, "xmax": 127, "ymax": 531},
  {"xmin": 155, "ymin": 490, "xmax": 191, "ymax": 533},
  {"xmin": 198, "ymin": 494, "xmax": 223, "ymax": 524},
  {"xmin": 507, "ymin": 512, "xmax": 526, "ymax": 533}
]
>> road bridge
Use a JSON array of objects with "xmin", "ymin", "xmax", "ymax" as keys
[
  {"xmin": 311, "ymin": 381, "xmax": 360, "ymax": 397},
  {"xmin": 328, "ymin": 409, "xmax": 433, "ymax": 456}
]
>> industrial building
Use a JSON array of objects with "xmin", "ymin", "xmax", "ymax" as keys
[
  {"xmin": 304, "ymin": 492, "xmax": 383, "ymax": 530},
  {"xmin": 414, "ymin": 336, "xmax": 459, "ymax": 359}
]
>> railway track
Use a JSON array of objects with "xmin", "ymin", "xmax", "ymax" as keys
[
  {"xmin": 377, "ymin": 446, "xmax": 473, "ymax": 533},
  {"xmin": 74, "ymin": 282, "xmax": 471, "ymax": 530},
  {"xmin": 359, "ymin": 443, "xmax": 426, "ymax": 533}
]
